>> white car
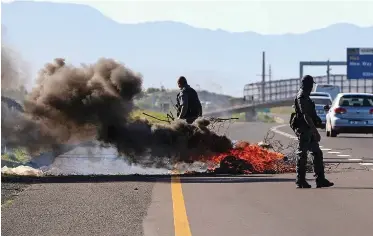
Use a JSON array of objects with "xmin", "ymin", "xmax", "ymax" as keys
[
  {"xmin": 309, "ymin": 96, "xmax": 333, "ymax": 129},
  {"xmin": 324, "ymin": 93, "xmax": 373, "ymax": 137},
  {"xmin": 313, "ymin": 84, "xmax": 340, "ymax": 100}
]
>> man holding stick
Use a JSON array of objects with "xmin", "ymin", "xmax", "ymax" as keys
[{"xmin": 175, "ymin": 76, "xmax": 203, "ymax": 124}]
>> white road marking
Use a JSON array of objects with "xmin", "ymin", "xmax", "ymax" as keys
[
  {"xmin": 270, "ymin": 124, "xmax": 297, "ymax": 139},
  {"xmin": 359, "ymin": 163, "xmax": 373, "ymax": 166},
  {"xmin": 328, "ymin": 151, "xmax": 340, "ymax": 154},
  {"xmin": 270, "ymin": 125, "xmax": 373, "ymax": 168},
  {"xmin": 319, "ymin": 146, "xmax": 323, "ymax": 148},
  {"xmin": 273, "ymin": 116, "xmax": 285, "ymax": 124},
  {"xmin": 338, "ymin": 154, "xmax": 351, "ymax": 157}
]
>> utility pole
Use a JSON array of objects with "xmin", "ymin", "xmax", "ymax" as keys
[
  {"xmin": 262, "ymin": 51, "xmax": 266, "ymax": 103},
  {"xmin": 268, "ymin": 64, "xmax": 272, "ymax": 100},
  {"xmin": 256, "ymin": 52, "xmax": 271, "ymax": 102}
]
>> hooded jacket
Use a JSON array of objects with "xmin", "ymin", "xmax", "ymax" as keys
[{"xmin": 176, "ymin": 84, "xmax": 202, "ymax": 119}]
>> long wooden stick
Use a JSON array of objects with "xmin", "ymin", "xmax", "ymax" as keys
[
  {"xmin": 209, "ymin": 117, "xmax": 239, "ymax": 122},
  {"xmin": 142, "ymin": 112, "xmax": 170, "ymax": 123}
]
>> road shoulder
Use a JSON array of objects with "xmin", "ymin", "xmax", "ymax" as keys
[{"xmin": 1, "ymin": 181, "xmax": 156, "ymax": 236}]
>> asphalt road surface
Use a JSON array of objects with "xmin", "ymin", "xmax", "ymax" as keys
[{"xmin": 2, "ymin": 119, "xmax": 373, "ymax": 236}]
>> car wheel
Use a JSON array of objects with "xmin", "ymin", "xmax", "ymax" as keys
[
  {"xmin": 326, "ymin": 120, "xmax": 338, "ymax": 137},
  {"xmin": 330, "ymin": 123, "xmax": 337, "ymax": 137}
]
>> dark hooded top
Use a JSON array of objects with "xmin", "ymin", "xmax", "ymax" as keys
[
  {"xmin": 294, "ymin": 75, "xmax": 320, "ymax": 129},
  {"xmin": 176, "ymin": 84, "xmax": 202, "ymax": 119}
]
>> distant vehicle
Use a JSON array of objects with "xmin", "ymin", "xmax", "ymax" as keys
[
  {"xmin": 310, "ymin": 92, "xmax": 332, "ymax": 99},
  {"xmin": 310, "ymin": 96, "xmax": 333, "ymax": 129},
  {"xmin": 313, "ymin": 84, "xmax": 341, "ymax": 100},
  {"xmin": 324, "ymin": 93, "xmax": 373, "ymax": 137}
]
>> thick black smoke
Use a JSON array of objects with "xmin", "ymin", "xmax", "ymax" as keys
[
  {"xmin": 1, "ymin": 45, "xmax": 57, "ymax": 155},
  {"xmin": 18, "ymin": 58, "xmax": 232, "ymax": 167}
]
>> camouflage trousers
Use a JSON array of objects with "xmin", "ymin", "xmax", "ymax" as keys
[{"xmin": 295, "ymin": 129, "xmax": 325, "ymax": 181}]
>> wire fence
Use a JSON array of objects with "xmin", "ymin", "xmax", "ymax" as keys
[{"xmin": 243, "ymin": 74, "xmax": 373, "ymax": 103}]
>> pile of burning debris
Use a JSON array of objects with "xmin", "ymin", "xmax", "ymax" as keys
[
  {"xmin": 183, "ymin": 140, "xmax": 295, "ymax": 175},
  {"xmin": 137, "ymin": 112, "xmax": 297, "ymax": 175}
]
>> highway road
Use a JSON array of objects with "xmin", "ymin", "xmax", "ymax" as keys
[{"xmin": 2, "ymin": 119, "xmax": 373, "ymax": 236}]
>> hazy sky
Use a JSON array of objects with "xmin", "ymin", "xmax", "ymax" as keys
[{"xmin": 4, "ymin": 0, "xmax": 373, "ymax": 34}]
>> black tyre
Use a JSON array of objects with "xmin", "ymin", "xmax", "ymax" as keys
[
  {"xmin": 326, "ymin": 120, "xmax": 331, "ymax": 137},
  {"xmin": 330, "ymin": 129, "xmax": 338, "ymax": 137},
  {"xmin": 326, "ymin": 120, "xmax": 338, "ymax": 137}
]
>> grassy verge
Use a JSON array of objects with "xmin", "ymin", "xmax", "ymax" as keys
[
  {"xmin": 231, "ymin": 112, "xmax": 276, "ymax": 123},
  {"xmin": 231, "ymin": 112, "xmax": 245, "ymax": 121},
  {"xmin": 256, "ymin": 112, "xmax": 276, "ymax": 123},
  {"xmin": 270, "ymin": 106, "xmax": 294, "ymax": 115},
  {"xmin": 1, "ymin": 147, "xmax": 31, "ymax": 164}
]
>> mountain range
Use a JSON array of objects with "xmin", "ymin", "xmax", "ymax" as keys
[{"xmin": 2, "ymin": 1, "xmax": 373, "ymax": 96}]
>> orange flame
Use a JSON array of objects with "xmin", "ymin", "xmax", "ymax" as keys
[{"xmin": 199, "ymin": 141, "xmax": 295, "ymax": 174}]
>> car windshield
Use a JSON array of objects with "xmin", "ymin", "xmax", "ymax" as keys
[
  {"xmin": 311, "ymin": 98, "xmax": 332, "ymax": 105},
  {"xmin": 339, "ymin": 95, "xmax": 373, "ymax": 107}
]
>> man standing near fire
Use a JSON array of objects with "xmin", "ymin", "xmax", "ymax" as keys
[
  {"xmin": 290, "ymin": 75, "xmax": 334, "ymax": 189},
  {"xmin": 175, "ymin": 76, "xmax": 203, "ymax": 124}
]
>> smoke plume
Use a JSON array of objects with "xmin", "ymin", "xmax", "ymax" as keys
[
  {"xmin": 1, "ymin": 44, "xmax": 28, "ymax": 91},
  {"xmin": 3, "ymin": 57, "xmax": 232, "ymax": 167},
  {"xmin": 1, "ymin": 45, "xmax": 56, "ymax": 154}
]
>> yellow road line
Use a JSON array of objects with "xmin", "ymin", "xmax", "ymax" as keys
[{"xmin": 171, "ymin": 175, "xmax": 192, "ymax": 236}]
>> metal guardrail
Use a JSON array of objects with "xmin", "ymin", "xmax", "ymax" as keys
[
  {"xmin": 204, "ymin": 98, "xmax": 293, "ymax": 116},
  {"xmin": 243, "ymin": 74, "xmax": 373, "ymax": 103}
]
